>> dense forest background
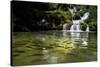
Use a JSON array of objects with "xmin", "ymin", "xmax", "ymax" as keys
[{"xmin": 11, "ymin": 1, "xmax": 97, "ymax": 32}]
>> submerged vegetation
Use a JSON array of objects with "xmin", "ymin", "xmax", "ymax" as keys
[{"xmin": 12, "ymin": 32, "xmax": 97, "ymax": 66}]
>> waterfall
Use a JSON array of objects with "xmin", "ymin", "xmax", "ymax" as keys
[
  {"xmin": 86, "ymin": 25, "xmax": 89, "ymax": 32},
  {"xmin": 62, "ymin": 23, "xmax": 67, "ymax": 31},
  {"xmin": 68, "ymin": 6, "xmax": 82, "ymax": 32},
  {"xmin": 68, "ymin": 8, "xmax": 75, "ymax": 17},
  {"xmin": 81, "ymin": 12, "xmax": 89, "ymax": 21},
  {"xmin": 68, "ymin": 6, "xmax": 90, "ymax": 32},
  {"xmin": 70, "ymin": 20, "xmax": 81, "ymax": 32}
]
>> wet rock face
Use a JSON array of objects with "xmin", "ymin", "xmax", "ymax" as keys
[{"xmin": 73, "ymin": 15, "xmax": 81, "ymax": 20}]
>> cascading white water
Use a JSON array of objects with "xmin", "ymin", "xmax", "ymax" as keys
[
  {"xmin": 70, "ymin": 20, "xmax": 81, "ymax": 32},
  {"xmin": 86, "ymin": 25, "xmax": 89, "ymax": 32},
  {"xmin": 68, "ymin": 7, "xmax": 76, "ymax": 17},
  {"xmin": 68, "ymin": 6, "xmax": 90, "ymax": 32},
  {"xmin": 81, "ymin": 12, "xmax": 90, "ymax": 32},
  {"xmin": 63, "ymin": 23, "xmax": 67, "ymax": 31},
  {"xmin": 68, "ymin": 5, "xmax": 89, "ymax": 47},
  {"xmin": 62, "ymin": 6, "xmax": 90, "ymax": 34},
  {"xmin": 81, "ymin": 12, "xmax": 89, "ymax": 21}
]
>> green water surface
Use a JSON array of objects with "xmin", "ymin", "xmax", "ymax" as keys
[{"xmin": 12, "ymin": 31, "xmax": 97, "ymax": 66}]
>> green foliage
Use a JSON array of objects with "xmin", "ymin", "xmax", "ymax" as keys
[
  {"xmin": 89, "ymin": 22, "xmax": 97, "ymax": 31},
  {"xmin": 12, "ymin": 1, "xmax": 97, "ymax": 31},
  {"xmin": 80, "ymin": 22, "xmax": 87, "ymax": 31},
  {"xmin": 45, "ymin": 8, "xmax": 71, "ymax": 23}
]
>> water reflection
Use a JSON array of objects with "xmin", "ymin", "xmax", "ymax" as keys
[
  {"xmin": 62, "ymin": 31, "xmax": 89, "ymax": 47},
  {"xmin": 13, "ymin": 32, "xmax": 97, "ymax": 65},
  {"xmin": 71, "ymin": 32, "xmax": 80, "ymax": 41},
  {"xmin": 70, "ymin": 32, "xmax": 89, "ymax": 47},
  {"xmin": 81, "ymin": 32, "xmax": 88, "ymax": 47},
  {"xmin": 47, "ymin": 56, "xmax": 58, "ymax": 64},
  {"xmin": 42, "ymin": 49, "xmax": 59, "ymax": 64},
  {"xmin": 63, "ymin": 30, "xmax": 67, "ymax": 37},
  {"xmin": 41, "ymin": 31, "xmax": 89, "ymax": 64},
  {"xmin": 42, "ymin": 49, "xmax": 49, "ymax": 60}
]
